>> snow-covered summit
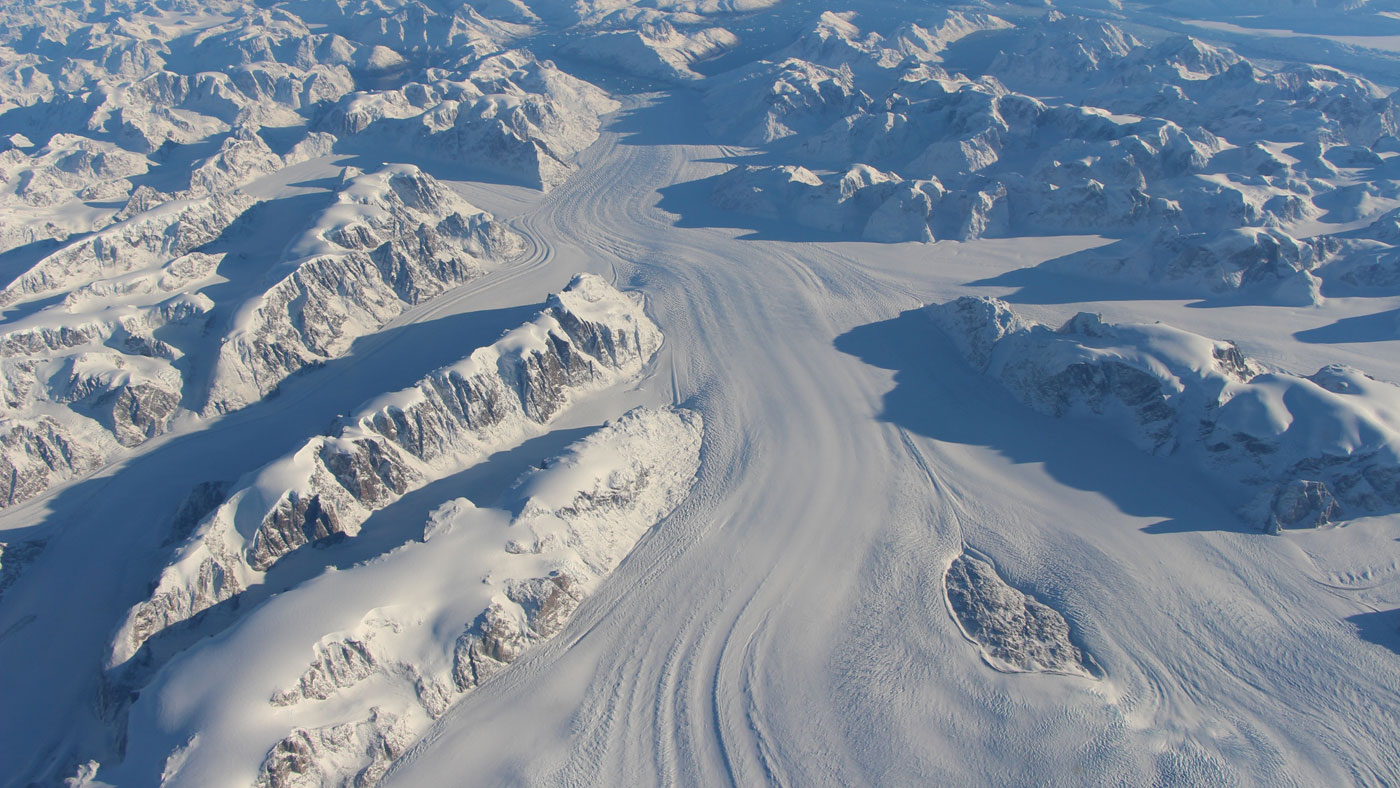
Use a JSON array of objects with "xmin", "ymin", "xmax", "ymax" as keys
[{"xmin": 929, "ymin": 296, "xmax": 1400, "ymax": 531}]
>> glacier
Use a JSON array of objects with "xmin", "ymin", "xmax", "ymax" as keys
[{"xmin": 0, "ymin": 0, "xmax": 1398, "ymax": 785}]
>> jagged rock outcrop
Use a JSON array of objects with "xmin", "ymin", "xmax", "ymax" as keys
[
  {"xmin": 945, "ymin": 553, "xmax": 1095, "ymax": 677},
  {"xmin": 928, "ymin": 296, "xmax": 1400, "ymax": 530},
  {"xmin": 0, "ymin": 162, "xmax": 524, "ymax": 510},
  {"xmin": 1043, "ymin": 226, "xmax": 1335, "ymax": 305},
  {"xmin": 780, "ymin": 9, "xmax": 1009, "ymax": 74},
  {"xmin": 563, "ymin": 20, "xmax": 738, "ymax": 82},
  {"xmin": 1315, "ymin": 209, "xmax": 1400, "ymax": 294},
  {"xmin": 451, "ymin": 405, "xmax": 704, "ymax": 691},
  {"xmin": 316, "ymin": 52, "xmax": 617, "ymax": 191},
  {"xmin": 701, "ymin": 10, "xmax": 1399, "ymax": 308},
  {"xmin": 254, "ymin": 707, "xmax": 414, "ymax": 788},
  {"xmin": 0, "ymin": 190, "xmax": 253, "ymax": 306},
  {"xmin": 706, "ymin": 58, "xmax": 870, "ymax": 146},
  {"xmin": 0, "ymin": 416, "xmax": 102, "ymax": 507},
  {"xmin": 0, "ymin": 0, "xmax": 632, "ymax": 518},
  {"xmin": 205, "ymin": 164, "xmax": 527, "ymax": 414},
  {"xmin": 0, "ymin": 161, "xmax": 528, "ymax": 509},
  {"xmin": 184, "ymin": 126, "xmax": 291, "ymax": 197},
  {"xmin": 0, "ymin": 133, "xmax": 148, "ymax": 211},
  {"xmin": 272, "ymin": 638, "xmax": 379, "ymax": 707},
  {"xmin": 712, "ymin": 66, "xmax": 1308, "ymax": 242},
  {"xmin": 0, "ymin": 289, "xmax": 213, "ymax": 507}
]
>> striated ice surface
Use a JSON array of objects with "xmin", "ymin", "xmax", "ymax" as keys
[{"xmin": 5, "ymin": 1, "xmax": 1400, "ymax": 786}]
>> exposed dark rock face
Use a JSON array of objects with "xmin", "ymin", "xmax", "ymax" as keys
[
  {"xmin": 206, "ymin": 165, "xmax": 528, "ymax": 415},
  {"xmin": 945, "ymin": 553, "xmax": 1095, "ymax": 677},
  {"xmin": 0, "ymin": 416, "xmax": 100, "ymax": 507}
]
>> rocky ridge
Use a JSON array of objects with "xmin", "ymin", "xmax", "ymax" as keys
[
  {"xmin": 0, "ymin": 164, "xmax": 523, "ymax": 509},
  {"xmin": 113, "ymin": 274, "xmax": 663, "ymax": 667},
  {"xmin": 929, "ymin": 296, "xmax": 1400, "ymax": 531},
  {"xmin": 702, "ymin": 9, "xmax": 1400, "ymax": 303},
  {"xmin": 205, "ymin": 163, "xmax": 527, "ymax": 414},
  {"xmin": 245, "ymin": 405, "xmax": 702, "ymax": 788}
]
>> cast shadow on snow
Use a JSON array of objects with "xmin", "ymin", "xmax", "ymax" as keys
[
  {"xmin": 1294, "ymin": 307, "xmax": 1400, "ymax": 345},
  {"xmin": 0, "ymin": 236, "xmax": 75, "ymax": 294},
  {"xmin": 167, "ymin": 191, "xmax": 344, "ymax": 410},
  {"xmin": 331, "ymin": 150, "xmax": 540, "ymax": 191},
  {"xmin": 968, "ymin": 261, "xmax": 1170, "ymax": 307},
  {"xmin": 834, "ymin": 307, "xmax": 1253, "ymax": 536},
  {"xmin": 654, "ymin": 175, "xmax": 859, "ymax": 243},
  {"xmin": 968, "ymin": 240, "xmax": 1325, "ymax": 310},
  {"xmin": 610, "ymin": 88, "xmax": 719, "ymax": 149},
  {"xmin": 1348, "ymin": 609, "xmax": 1400, "ymax": 655},
  {"xmin": 2, "ymin": 301, "xmax": 545, "ymax": 697},
  {"xmin": 113, "ymin": 420, "xmax": 600, "ymax": 699}
]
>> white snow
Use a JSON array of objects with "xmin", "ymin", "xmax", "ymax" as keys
[
  {"xmin": 1, "ymin": 1, "xmax": 1399, "ymax": 786},
  {"xmin": 108, "ymin": 406, "xmax": 702, "ymax": 788}
]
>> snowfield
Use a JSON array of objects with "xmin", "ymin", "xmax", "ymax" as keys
[{"xmin": 0, "ymin": 0, "xmax": 1399, "ymax": 786}]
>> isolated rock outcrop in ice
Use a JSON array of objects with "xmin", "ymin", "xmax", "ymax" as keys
[{"xmin": 945, "ymin": 553, "xmax": 1095, "ymax": 677}]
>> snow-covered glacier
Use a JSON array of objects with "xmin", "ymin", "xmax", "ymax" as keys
[{"xmin": 2, "ymin": 0, "xmax": 1400, "ymax": 786}]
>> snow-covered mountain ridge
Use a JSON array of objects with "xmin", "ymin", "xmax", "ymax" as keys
[
  {"xmin": 113, "ymin": 273, "xmax": 661, "ymax": 669},
  {"xmin": 929, "ymin": 295, "xmax": 1400, "ymax": 531},
  {"xmin": 0, "ymin": 0, "xmax": 1398, "ymax": 785}
]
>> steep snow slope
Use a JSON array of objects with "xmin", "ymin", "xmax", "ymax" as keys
[
  {"xmin": 114, "ymin": 274, "xmax": 661, "ymax": 668},
  {"xmin": 110, "ymin": 406, "xmax": 702, "ymax": 788}
]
